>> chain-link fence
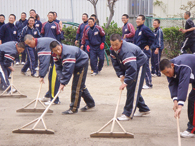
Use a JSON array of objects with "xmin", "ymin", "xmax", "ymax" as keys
[{"xmin": 145, "ymin": 17, "xmax": 195, "ymax": 28}]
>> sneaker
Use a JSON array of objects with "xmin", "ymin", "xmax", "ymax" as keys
[
  {"xmin": 21, "ymin": 72, "xmax": 27, "ymax": 76},
  {"xmin": 62, "ymin": 109, "xmax": 78, "ymax": 114},
  {"xmin": 7, "ymin": 88, "xmax": 17, "ymax": 94},
  {"xmin": 35, "ymin": 67, "xmax": 39, "ymax": 71},
  {"xmin": 44, "ymin": 100, "xmax": 61, "ymax": 106},
  {"xmin": 180, "ymin": 131, "xmax": 195, "ymax": 138},
  {"xmin": 80, "ymin": 105, "xmax": 95, "ymax": 112},
  {"xmin": 134, "ymin": 111, "xmax": 150, "ymax": 117},
  {"xmin": 21, "ymin": 62, "xmax": 25, "ymax": 65},
  {"xmin": 117, "ymin": 114, "xmax": 130, "ymax": 121},
  {"xmin": 151, "ymin": 74, "xmax": 157, "ymax": 77},
  {"xmin": 31, "ymin": 73, "xmax": 39, "ymax": 78},
  {"xmin": 15, "ymin": 62, "xmax": 19, "ymax": 65},
  {"xmin": 27, "ymin": 68, "xmax": 30, "ymax": 72},
  {"xmin": 39, "ymin": 97, "xmax": 50, "ymax": 102},
  {"xmin": 142, "ymin": 85, "xmax": 152, "ymax": 89},
  {"xmin": 91, "ymin": 73, "xmax": 97, "ymax": 76}
]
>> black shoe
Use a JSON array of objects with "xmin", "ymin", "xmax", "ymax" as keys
[
  {"xmin": 62, "ymin": 109, "xmax": 78, "ymax": 115},
  {"xmin": 80, "ymin": 105, "xmax": 95, "ymax": 112}
]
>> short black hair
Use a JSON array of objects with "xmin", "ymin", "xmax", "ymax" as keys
[
  {"xmin": 110, "ymin": 34, "xmax": 121, "ymax": 42},
  {"xmin": 122, "ymin": 14, "xmax": 129, "ymax": 19},
  {"xmin": 154, "ymin": 19, "xmax": 160, "ymax": 24},
  {"xmin": 9, "ymin": 14, "xmax": 16, "ymax": 19},
  {"xmin": 90, "ymin": 14, "xmax": 97, "ymax": 19},
  {"xmin": 50, "ymin": 41, "xmax": 60, "ymax": 50},
  {"xmin": 138, "ymin": 14, "xmax": 145, "ymax": 21},
  {"xmin": 185, "ymin": 11, "xmax": 191, "ymax": 17},
  {"xmin": 53, "ymin": 12, "xmax": 57, "ymax": 16},
  {"xmin": 83, "ymin": 13, "xmax": 88, "ymax": 18},
  {"xmin": 88, "ymin": 18, "xmax": 94, "ymax": 22},
  {"xmin": 28, "ymin": 17, "xmax": 35, "ymax": 21},
  {"xmin": 17, "ymin": 42, "xmax": 26, "ymax": 49},
  {"xmin": 0, "ymin": 14, "xmax": 5, "ymax": 18},
  {"xmin": 48, "ymin": 11, "xmax": 54, "ymax": 15},
  {"xmin": 30, "ymin": 9, "xmax": 36, "ymax": 13},
  {"xmin": 21, "ymin": 12, "xmax": 26, "ymax": 16},
  {"xmin": 159, "ymin": 59, "xmax": 172, "ymax": 71},
  {"xmin": 35, "ymin": 14, "xmax": 39, "ymax": 20}
]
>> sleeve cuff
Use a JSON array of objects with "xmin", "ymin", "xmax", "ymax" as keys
[
  {"xmin": 120, "ymin": 75, "xmax": 124, "ymax": 78},
  {"xmin": 178, "ymin": 101, "xmax": 184, "ymax": 106},
  {"xmin": 173, "ymin": 97, "xmax": 178, "ymax": 101},
  {"xmin": 123, "ymin": 82, "xmax": 127, "ymax": 85}
]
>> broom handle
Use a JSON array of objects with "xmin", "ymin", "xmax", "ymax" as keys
[
  {"xmin": 11, "ymin": 71, "xmax": 13, "ymax": 94},
  {"xmin": 111, "ymin": 90, "xmax": 122, "ymax": 132},
  {"xmin": 34, "ymin": 82, "xmax": 43, "ymax": 108},
  {"xmin": 177, "ymin": 117, "xmax": 181, "ymax": 146}
]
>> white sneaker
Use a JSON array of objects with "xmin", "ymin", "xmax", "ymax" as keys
[
  {"xmin": 91, "ymin": 73, "xmax": 97, "ymax": 76},
  {"xmin": 39, "ymin": 97, "xmax": 50, "ymax": 102},
  {"xmin": 117, "ymin": 114, "xmax": 130, "ymax": 121},
  {"xmin": 134, "ymin": 111, "xmax": 150, "ymax": 117},
  {"xmin": 27, "ymin": 68, "xmax": 30, "ymax": 71},
  {"xmin": 21, "ymin": 62, "xmax": 25, "ymax": 65},
  {"xmin": 21, "ymin": 72, "xmax": 27, "ymax": 76},
  {"xmin": 35, "ymin": 67, "xmax": 39, "ymax": 71},
  {"xmin": 151, "ymin": 74, "xmax": 157, "ymax": 77},
  {"xmin": 142, "ymin": 85, "xmax": 152, "ymax": 89},
  {"xmin": 44, "ymin": 100, "xmax": 60, "ymax": 106},
  {"xmin": 180, "ymin": 131, "xmax": 195, "ymax": 138},
  {"xmin": 15, "ymin": 62, "xmax": 19, "ymax": 65},
  {"xmin": 32, "ymin": 73, "xmax": 39, "ymax": 78},
  {"xmin": 7, "ymin": 88, "xmax": 17, "ymax": 94}
]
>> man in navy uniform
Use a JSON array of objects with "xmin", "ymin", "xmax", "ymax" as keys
[
  {"xmin": 15, "ymin": 12, "xmax": 28, "ymax": 65},
  {"xmin": 134, "ymin": 15, "xmax": 155, "ymax": 89},
  {"xmin": 50, "ymin": 40, "xmax": 95, "ymax": 114},
  {"xmin": 110, "ymin": 34, "xmax": 150, "ymax": 121},
  {"xmin": 150, "ymin": 19, "xmax": 164, "ymax": 77},
  {"xmin": 0, "ymin": 14, "xmax": 5, "ymax": 29},
  {"xmin": 180, "ymin": 11, "xmax": 195, "ymax": 54},
  {"xmin": 160, "ymin": 55, "xmax": 195, "ymax": 138},
  {"xmin": 84, "ymin": 18, "xmax": 105, "ymax": 76},
  {"xmin": 121, "ymin": 14, "xmax": 135, "ymax": 43}
]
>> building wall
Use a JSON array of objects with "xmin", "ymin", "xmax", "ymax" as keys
[
  {"xmin": 0, "ymin": 0, "xmax": 129, "ymax": 27},
  {"xmin": 153, "ymin": 0, "xmax": 195, "ymax": 18}
]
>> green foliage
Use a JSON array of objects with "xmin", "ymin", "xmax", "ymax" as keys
[
  {"xmin": 163, "ymin": 27, "xmax": 184, "ymax": 58},
  {"xmin": 61, "ymin": 25, "xmax": 77, "ymax": 46},
  {"xmin": 102, "ymin": 20, "xmax": 122, "ymax": 47}
]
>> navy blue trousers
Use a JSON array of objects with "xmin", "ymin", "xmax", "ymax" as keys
[
  {"xmin": 123, "ymin": 63, "xmax": 150, "ymax": 117},
  {"xmin": 0, "ymin": 62, "xmax": 10, "ymax": 90},
  {"xmin": 15, "ymin": 50, "xmax": 26, "ymax": 62},
  {"xmin": 34, "ymin": 49, "xmax": 38, "ymax": 68},
  {"xmin": 89, "ymin": 45, "xmax": 104, "ymax": 74},
  {"xmin": 151, "ymin": 49, "xmax": 162, "ymax": 76},
  {"xmin": 44, "ymin": 62, "xmax": 60, "ymax": 104},
  {"xmin": 70, "ymin": 62, "xmax": 95, "ymax": 111},
  {"xmin": 21, "ymin": 47, "xmax": 36, "ymax": 75},
  {"xmin": 143, "ymin": 49, "xmax": 152, "ymax": 87}
]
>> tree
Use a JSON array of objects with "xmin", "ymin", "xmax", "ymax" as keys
[
  {"xmin": 105, "ymin": 0, "xmax": 118, "ymax": 29},
  {"xmin": 87, "ymin": 0, "xmax": 99, "ymax": 25}
]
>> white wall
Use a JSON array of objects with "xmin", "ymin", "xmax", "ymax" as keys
[{"xmin": 0, "ymin": 0, "xmax": 129, "ymax": 27}]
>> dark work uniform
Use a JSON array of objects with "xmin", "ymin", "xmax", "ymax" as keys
[
  {"xmin": 168, "ymin": 54, "xmax": 195, "ymax": 134},
  {"xmin": 122, "ymin": 22, "xmax": 135, "ymax": 43},
  {"xmin": 110, "ymin": 40, "xmax": 150, "ymax": 117},
  {"xmin": 181, "ymin": 18, "xmax": 195, "ymax": 54},
  {"xmin": 0, "ymin": 22, "xmax": 5, "ymax": 29},
  {"xmin": 76, "ymin": 20, "xmax": 88, "ymax": 47},
  {"xmin": 53, "ymin": 44, "xmax": 95, "ymax": 111},
  {"xmin": 15, "ymin": 19, "xmax": 28, "ymax": 63}
]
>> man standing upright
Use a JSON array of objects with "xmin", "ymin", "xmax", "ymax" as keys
[
  {"xmin": 134, "ymin": 15, "xmax": 155, "ymax": 89},
  {"xmin": 75, "ymin": 13, "xmax": 88, "ymax": 48},
  {"xmin": 15, "ymin": 12, "xmax": 28, "ymax": 65},
  {"xmin": 121, "ymin": 14, "xmax": 135, "ymax": 43},
  {"xmin": 0, "ymin": 14, "xmax": 5, "ymax": 29},
  {"xmin": 180, "ymin": 11, "xmax": 195, "ymax": 54}
]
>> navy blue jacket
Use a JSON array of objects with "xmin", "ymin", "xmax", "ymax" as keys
[
  {"xmin": 0, "ymin": 23, "xmax": 18, "ymax": 43},
  {"xmin": 0, "ymin": 22, "xmax": 5, "ymax": 29},
  {"xmin": 20, "ymin": 25, "xmax": 41, "ymax": 42},
  {"xmin": 85, "ymin": 25, "xmax": 105, "ymax": 46},
  {"xmin": 41, "ymin": 21, "xmax": 61, "ymax": 41},
  {"xmin": 151, "ymin": 27, "xmax": 164, "ymax": 50},
  {"xmin": 76, "ymin": 21, "xmax": 88, "ymax": 41},
  {"xmin": 15, "ymin": 19, "xmax": 28, "ymax": 36},
  {"xmin": 35, "ymin": 37, "xmax": 57, "ymax": 78},
  {"xmin": 134, "ymin": 24, "xmax": 155, "ymax": 49},
  {"xmin": 122, "ymin": 22, "xmax": 135, "ymax": 42},
  {"xmin": 168, "ymin": 54, "xmax": 195, "ymax": 106},
  {"xmin": 53, "ymin": 44, "xmax": 89, "ymax": 85},
  {"xmin": 34, "ymin": 19, "xmax": 42, "ymax": 32},
  {"xmin": 110, "ymin": 40, "xmax": 147, "ymax": 85},
  {"xmin": 0, "ymin": 41, "xmax": 18, "ymax": 67},
  {"xmin": 54, "ymin": 19, "xmax": 60, "ymax": 24}
]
